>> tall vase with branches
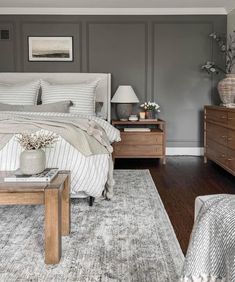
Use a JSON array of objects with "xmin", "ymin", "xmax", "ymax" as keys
[{"xmin": 202, "ymin": 32, "xmax": 235, "ymax": 107}]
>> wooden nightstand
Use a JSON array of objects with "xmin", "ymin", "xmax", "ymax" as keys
[{"xmin": 112, "ymin": 120, "xmax": 166, "ymax": 164}]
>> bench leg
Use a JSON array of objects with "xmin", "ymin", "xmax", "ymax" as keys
[
  {"xmin": 62, "ymin": 175, "xmax": 71, "ymax": 236},
  {"xmin": 89, "ymin": 196, "xmax": 95, "ymax": 207},
  {"xmin": 45, "ymin": 188, "xmax": 61, "ymax": 264}
]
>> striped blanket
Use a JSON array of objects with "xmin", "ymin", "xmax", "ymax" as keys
[
  {"xmin": 0, "ymin": 112, "xmax": 120, "ymax": 198},
  {"xmin": 181, "ymin": 194, "xmax": 235, "ymax": 282}
]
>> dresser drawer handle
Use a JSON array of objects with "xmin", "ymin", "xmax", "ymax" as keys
[
  {"xmin": 221, "ymin": 116, "xmax": 227, "ymax": 119},
  {"xmin": 228, "ymin": 158, "xmax": 233, "ymax": 161}
]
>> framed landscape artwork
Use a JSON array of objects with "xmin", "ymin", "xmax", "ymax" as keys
[{"xmin": 28, "ymin": 36, "xmax": 73, "ymax": 62}]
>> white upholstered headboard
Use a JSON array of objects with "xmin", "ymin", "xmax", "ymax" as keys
[{"xmin": 0, "ymin": 73, "xmax": 111, "ymax": 122}]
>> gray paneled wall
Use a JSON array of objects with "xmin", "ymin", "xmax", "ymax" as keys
[{"xmin": 0, "ymin": 15, "xmax": 226, "ymax": 147}]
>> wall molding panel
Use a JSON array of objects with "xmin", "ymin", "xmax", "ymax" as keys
[
  {"xmin": 20, "ymin": 21, "xmax": 82, "ymax": 72},
  {"xmin": 0, "ymin": 22, "xmax": 16, "ymax": 71},
  {"xmin": 86, "ymin": 21, "xmax": 148, "ymax": 101},
  {"xmin": 152, "ymin": 22, "xmax": 215, "ymax": 146}
]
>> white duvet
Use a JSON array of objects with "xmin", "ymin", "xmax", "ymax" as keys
[{"xmin": 0, "ymin": 112, "xmax": 120, "ymax": 198}]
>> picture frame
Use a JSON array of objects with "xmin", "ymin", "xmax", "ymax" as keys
[{"xmin": 28, "ymin": 36, "xmax": 73, "ymax": 62}]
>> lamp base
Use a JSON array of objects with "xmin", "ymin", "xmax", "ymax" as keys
[{"xmin": 116, "ymin": 104, "xmax": 133, "ymax": 120}]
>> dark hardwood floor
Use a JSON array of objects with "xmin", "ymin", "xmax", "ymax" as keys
[{"xmin": 114, "ymin": 156, "xmax": 235, "ymax": 254}]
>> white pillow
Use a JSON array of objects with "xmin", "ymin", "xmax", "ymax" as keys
[
  {"xmin": 41, "ymin": 80, "xmax": 98, "ymax": 115},
  {"xmin": 0, "ymin": 80, "xmax": 40, "ymax": 105}
]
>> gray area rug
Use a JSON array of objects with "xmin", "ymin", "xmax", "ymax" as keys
[{"xmin": 0, "ymin": 169, "xmax": 184, "ymax": 281}]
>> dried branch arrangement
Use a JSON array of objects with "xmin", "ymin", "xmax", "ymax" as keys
[
  {"xmin": 202, "ymin": 31, "xmax": 235, "ymax": 74},
  {"xmin": 16, "ymin": 131, "xmax": 58, "ymax": 150}
]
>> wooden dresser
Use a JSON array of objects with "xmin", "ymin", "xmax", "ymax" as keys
[
  {"xmin": 112, "ymin": 120, "xmax": 166, "ymax": 164},
  {"xmin": 204, "ymin": 106, "xmax": 235, "ymax": 175}
]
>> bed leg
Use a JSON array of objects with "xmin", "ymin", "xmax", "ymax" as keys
[{"xmin": 89, "ymin": 196, "xmax": 95, "ymax": 207}]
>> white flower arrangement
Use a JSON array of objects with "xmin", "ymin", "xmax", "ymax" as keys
[
  {"xmin": 140, "ymin": 101, "xmax": 160, "ymax": 112},
  {"xmin": 16, "ymin": 131, "xmax": 58, "ymax": 151}
]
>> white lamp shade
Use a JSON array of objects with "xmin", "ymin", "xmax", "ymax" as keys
[{"xmin": 111, "ymin": 85, "xmax": 139, "ymax": 103}]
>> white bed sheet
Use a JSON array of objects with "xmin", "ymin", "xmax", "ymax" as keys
[{"xmin": 0, "ymin": 112, "xmax": 120, "ymax": 198}]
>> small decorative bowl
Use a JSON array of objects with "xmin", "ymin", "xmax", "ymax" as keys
[{"xmin": 129, "ymin": 115, "xmax": 138, "ymax": 121}]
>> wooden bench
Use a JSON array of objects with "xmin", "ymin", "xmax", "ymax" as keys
[{"xmin": 0, "ymin": 170, "xmax": 71, "ymax": 264}]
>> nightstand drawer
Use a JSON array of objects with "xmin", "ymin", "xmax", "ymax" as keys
[
  {"xmin": 120, "ymin": 132, "xmax": 163, "ymax": 145},
  {"xmin": 114, "ymin": 144, "xmax": 163, "ymax": 156}
]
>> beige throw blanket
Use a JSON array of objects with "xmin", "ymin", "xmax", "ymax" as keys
[{"xmin": 0, "ymin": 113, "xmax": 114, "ymax": 198}]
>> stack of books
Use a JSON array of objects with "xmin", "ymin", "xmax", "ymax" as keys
[
  {"xmin": 124, "ymin": 128, "xmax": 151, "ymax": 132},
  {"xmin": 4, "ymin": 168, "xmax": 59, "ymax": 182}
]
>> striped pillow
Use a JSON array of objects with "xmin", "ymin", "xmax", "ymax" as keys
[
  {"xmin": 0, "ymin": 81, "xmax": 40, "ymax": 105},
  {"xmin": 41, "ymin": 80, "xmax": 98, "ymax": 116}
]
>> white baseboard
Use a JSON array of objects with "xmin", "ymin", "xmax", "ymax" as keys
[{"xmin": 166, "ymin": 147, "xmax": 204, "ymax": 156}]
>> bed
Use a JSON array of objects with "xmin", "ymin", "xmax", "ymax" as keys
[{"xmin": 0, "ymin": 73, "xmax": 120, "ymax": 199}]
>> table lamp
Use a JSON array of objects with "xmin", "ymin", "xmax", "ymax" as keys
[{"xmin": 111, "ymin": 85, "xmax": 139, "ymax": 120}]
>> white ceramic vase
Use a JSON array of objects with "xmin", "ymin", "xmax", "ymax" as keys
[
  {"xmin": 20, "ymin": 149, "xmax": 46, "ymax": 175},
  {"xmin": 217, "ymin": 74, "xmax": 235, "ymax": 106}
]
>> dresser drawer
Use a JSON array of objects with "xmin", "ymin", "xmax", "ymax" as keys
[
  {"xmin": 206, "ymin": 108, "xmax": 228, "ymax": 124},
  {"xmin": 227, "ymin": 147, "xmax": 235, "ymax": 173},
  {"xmin": 114, "ymin": 144, "xmax": 163, "ymax": 157},
  {"xmin": 206, "ymin": 122, "xmax": 228, "ymax": 146},
  {"xmin": 228, "ymin": 112, "xmax": 235, "ymax": 128},
  {"xmin": 120, "ymin": 132, "xmax": 163, "ymax": 145},
  {"xmin": 228, "ymin": 129, "xmax": 235, "ymax": 150},
  {"xmin": 206, "ymin": 139, "xmax": 227, "ymax": 166}
]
